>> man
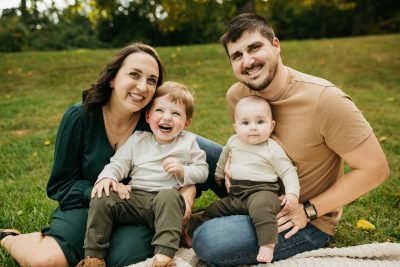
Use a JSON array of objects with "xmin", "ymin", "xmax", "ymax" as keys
[{"xmin": 192, "ymin": 13, "xmax": 389, "ymax": 266}]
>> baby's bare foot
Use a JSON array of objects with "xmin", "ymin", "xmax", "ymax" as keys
[{"xmin": 257, "ymin": 244, "xmax": 274, "ymax": 263}]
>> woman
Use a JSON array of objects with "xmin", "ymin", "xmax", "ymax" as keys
[{"xmin": 0, "ymin": 43, "xmax": 221, "ymax": 267}]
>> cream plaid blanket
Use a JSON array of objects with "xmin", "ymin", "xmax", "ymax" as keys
[{"xmin": 128, "ymin": 242, "xmax": 400, "ymax": 267}]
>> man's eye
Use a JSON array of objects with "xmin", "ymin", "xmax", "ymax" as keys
[{"xmin": 231, "ymin": 54, "xmax": 242, "ymax": 61}]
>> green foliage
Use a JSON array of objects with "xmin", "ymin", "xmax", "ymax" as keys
[
  {"xmin": 0, "ymin": 35, "xmax": 399, "ymax": 266},
  {"xmin": 0, "ymin": 16, "xmax": 28, "ymax": 52},
  {"xmin": 1, "ymin": 0, "xmax": 400, "ymax": 51}
]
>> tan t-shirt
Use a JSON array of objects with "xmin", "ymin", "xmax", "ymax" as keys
[{"xmin": 226, "ymin": 67, "xmax": 372, "ymax": 235}]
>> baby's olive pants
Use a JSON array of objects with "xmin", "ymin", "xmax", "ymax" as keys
[{"xmin": 204, "ymin": 179, "xmax": 281, "ymax": 245}]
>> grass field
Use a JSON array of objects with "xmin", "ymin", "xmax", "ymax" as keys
[{"xmin": 1, "ymin": 34, "xmax": 399, "ymax": 266}]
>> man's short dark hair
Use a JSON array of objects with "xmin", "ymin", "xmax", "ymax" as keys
[{"xmin": 220, "ymin": 13, "xmax": 275, "ymax": 55}]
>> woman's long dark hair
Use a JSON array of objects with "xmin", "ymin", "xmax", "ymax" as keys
[{"xmin": 82, "ymin": 43, "xmax": 165, "ymax": 113}]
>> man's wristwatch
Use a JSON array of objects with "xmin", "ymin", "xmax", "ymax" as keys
[{"xmin": 303, "ymin": 201, "xmax": 318, "ymax": 221}]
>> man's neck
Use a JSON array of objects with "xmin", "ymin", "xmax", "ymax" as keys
[{"xmin": 257, "ymin": 59, "xmax": 289, "ymax": 101}]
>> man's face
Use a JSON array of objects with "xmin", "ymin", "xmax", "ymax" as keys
[{"xmin": 227, "ymin": 31, "xmax": 280, "ymax": 91}]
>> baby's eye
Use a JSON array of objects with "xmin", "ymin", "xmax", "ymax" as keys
[
  {"xmin": 155, "ymin": 108, "xmax": 163, "ymax": 112},
  {"xmin": 257, "ymin": 120, "xmax": 265, "ymax": 124},
  {"xmin": 242, "ymin": 121, "xmax": 249, "ymax": 125}
]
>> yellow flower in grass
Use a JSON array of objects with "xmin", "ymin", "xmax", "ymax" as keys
[
  {"xmin": 356, "ymin": 219, "xmax": 376, "ymax": 230},
  {"xmin": 44, "ymin": 140, "xmax": 51, "ymax": 146}
]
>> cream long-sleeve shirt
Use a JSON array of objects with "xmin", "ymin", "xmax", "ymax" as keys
[
  {"xmin": 98, "ymin": 131, "xmax": 208, "ymax": 192},
  {"xmin": 216, "ymin": 134, "xmax": 300, "ymax": 197}
]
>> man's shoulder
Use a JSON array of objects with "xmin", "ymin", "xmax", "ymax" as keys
[
  {"xmin": 227, "ymin": 82, "xmax": 253, "ymax": 98},
  {"xmin": 289, "ymin": 67, "xmax": 336, "ymax": 88}
]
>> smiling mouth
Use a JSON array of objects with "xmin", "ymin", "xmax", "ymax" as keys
[
  {"xmin": 242, "ymin": 64, "xmax": 263, "ymax": 76},
  {"xmin": 159, "ymin": 124, "xmax": 173, "ymax": 133},
  {"xmin": 129, "ymin": 93, "xmax": 145, "ymax": 102}
]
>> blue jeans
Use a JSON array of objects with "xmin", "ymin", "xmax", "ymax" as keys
[
  {"xmin": 195, "ymin": 135, "xmax": 226, "ymax": 198},
  {"xmin": 192, "ymin": 215, "xmax": 331, "ymax": 266}
]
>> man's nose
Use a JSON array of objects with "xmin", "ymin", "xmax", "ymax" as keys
[{"xmin": 242, "ymin": 52, "xmax": 254, "ymax": 68}]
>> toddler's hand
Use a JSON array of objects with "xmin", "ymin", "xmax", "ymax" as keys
[
  {"xmin": 163, "ymin": 157, "xmax": 184, "ymax": 179},
  {"xmin": 281, "ymin": 193, "xmax": 299, "ymax": 212}
]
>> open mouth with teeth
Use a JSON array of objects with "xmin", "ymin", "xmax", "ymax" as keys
[
  {"xmin": 159, "ymin": 124, "xmax": 173, "ymax": 133},
  {"xmin": 129, "ymin": 92, "xmax": 145, "ymax": 103},
  {"xmin": 243, "ymin": 64, "xmax": 263, "ymax": 77}
]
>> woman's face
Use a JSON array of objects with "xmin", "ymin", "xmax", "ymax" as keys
[{"xmin": 110, "ymin": 52, "xmax": 159, "ymax": 113}]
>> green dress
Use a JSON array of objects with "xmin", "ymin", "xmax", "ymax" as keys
[{"xmin": 42, "ymin": 103, "xmax": 153, "ymax": 267}]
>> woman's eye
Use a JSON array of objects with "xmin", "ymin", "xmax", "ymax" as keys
[
  {"xmin": 130, "ymin": 72, "xmax": 140, "ymax": 78},
  {"xmin": 148, "ymin": 78, "xmax": 157, "ymax": 85}
]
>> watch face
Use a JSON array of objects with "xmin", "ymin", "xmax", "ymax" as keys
[{"xmin": 305, "ymin": 205, "xmax": 317, "ymax": 218}]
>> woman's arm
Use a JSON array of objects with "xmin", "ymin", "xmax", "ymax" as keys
[{"xmin": 46, "ymin": 105, "xmax": 93, "ymax": 210}]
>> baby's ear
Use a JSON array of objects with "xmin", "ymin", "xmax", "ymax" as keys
[{"xmin": 184, "ymin": 118, "xmax": 192, "ymax": 128}]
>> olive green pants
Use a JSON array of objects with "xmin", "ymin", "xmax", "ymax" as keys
[
  {"xmin": 84, "ymin": 189, "xmax": 185, "ymax": 259},
  {"xmin": 204, "ymin": 180, "xmax": 281, "ymax": 245}
]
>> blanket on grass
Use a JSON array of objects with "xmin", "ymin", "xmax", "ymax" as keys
[{"xmin": 128, "ymin": 242, "xmax": 400, "ymax": 267}]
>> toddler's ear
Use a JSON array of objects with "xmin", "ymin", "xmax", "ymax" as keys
[
  {"xmin": 184, "ymin": 119, "xmax": 192, "ymax": 128},
  {"xmin": 145, "ymin": 110, "xmax": 150, "ymax": 123}
]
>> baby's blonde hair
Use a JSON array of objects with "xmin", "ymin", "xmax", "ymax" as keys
[{"xmin": 152, "ymin": 81, "xmax": 194, "ymax": 119}]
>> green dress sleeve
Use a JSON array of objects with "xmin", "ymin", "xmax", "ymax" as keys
[
  {"xmin": 46, "ymin": 104, "xmax": 94, "ymax": 210},
  {"xmin": 46, "ymin": 103, "xmax": 151, "ymax": 211}
]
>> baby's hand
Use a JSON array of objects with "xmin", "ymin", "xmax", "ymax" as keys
[
  {"xmin": 280, "ymin": 193, "xmax": 299, "ymax": 212},
  {"xmin": 163, "ymin": 157, "xmax": 184, "ymax": 179}
]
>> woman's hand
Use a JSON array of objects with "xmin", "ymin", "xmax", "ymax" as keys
[
  {"xmin": 179, "ymin": 185, "xmax": 196, "ymax": 225},
  {"xmin": 91, "ymin": 178, "xmax": 117, "ymax": 198},
  {"xmin": 277, "ymin": 203, "xmax": 308, "ymax": 239}
]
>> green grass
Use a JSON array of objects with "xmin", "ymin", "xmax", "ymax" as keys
[{"xmin": 1, "ymin": 35, "xmax": 400, "ymax": 266}]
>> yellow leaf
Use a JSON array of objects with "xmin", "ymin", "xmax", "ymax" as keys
[
  {"xmin": 17, "ymin": 210, "xmax": 23, "ymax": 215},
  {"xmin": 379, "ymin": 136, "xmax": 387, "ymax": 142},
  {"xmin": 356, "ymin": 219, "xmax": 375, "ymax": 230},
  {"xmin": 32, "ymin": 151, "xmax": 38, "ymax": 157},
  {"xmin": 44, "ymin": 140, "xmax": 51, "ymax": 146}
]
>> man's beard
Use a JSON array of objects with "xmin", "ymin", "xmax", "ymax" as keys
[{"xmin": 242, "ymin": 62, "xmax": 278, "ymax": 91}]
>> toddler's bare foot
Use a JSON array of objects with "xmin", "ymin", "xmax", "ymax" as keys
[{"xmin": 257, "ymin": 244, "xmax": 274, "ymax": 263}]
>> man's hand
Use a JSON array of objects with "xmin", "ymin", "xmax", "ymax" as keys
[
  {"xmin": 277, "ymin": 202, "xmax": 308, "ymax": 239},
  {"xmin": 224, "ymin": 152, "xmax": 232, "ymax": 192},
  {"xmin": 163, "ymin": 157, "xmax": 184, "ymax": 179}
]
